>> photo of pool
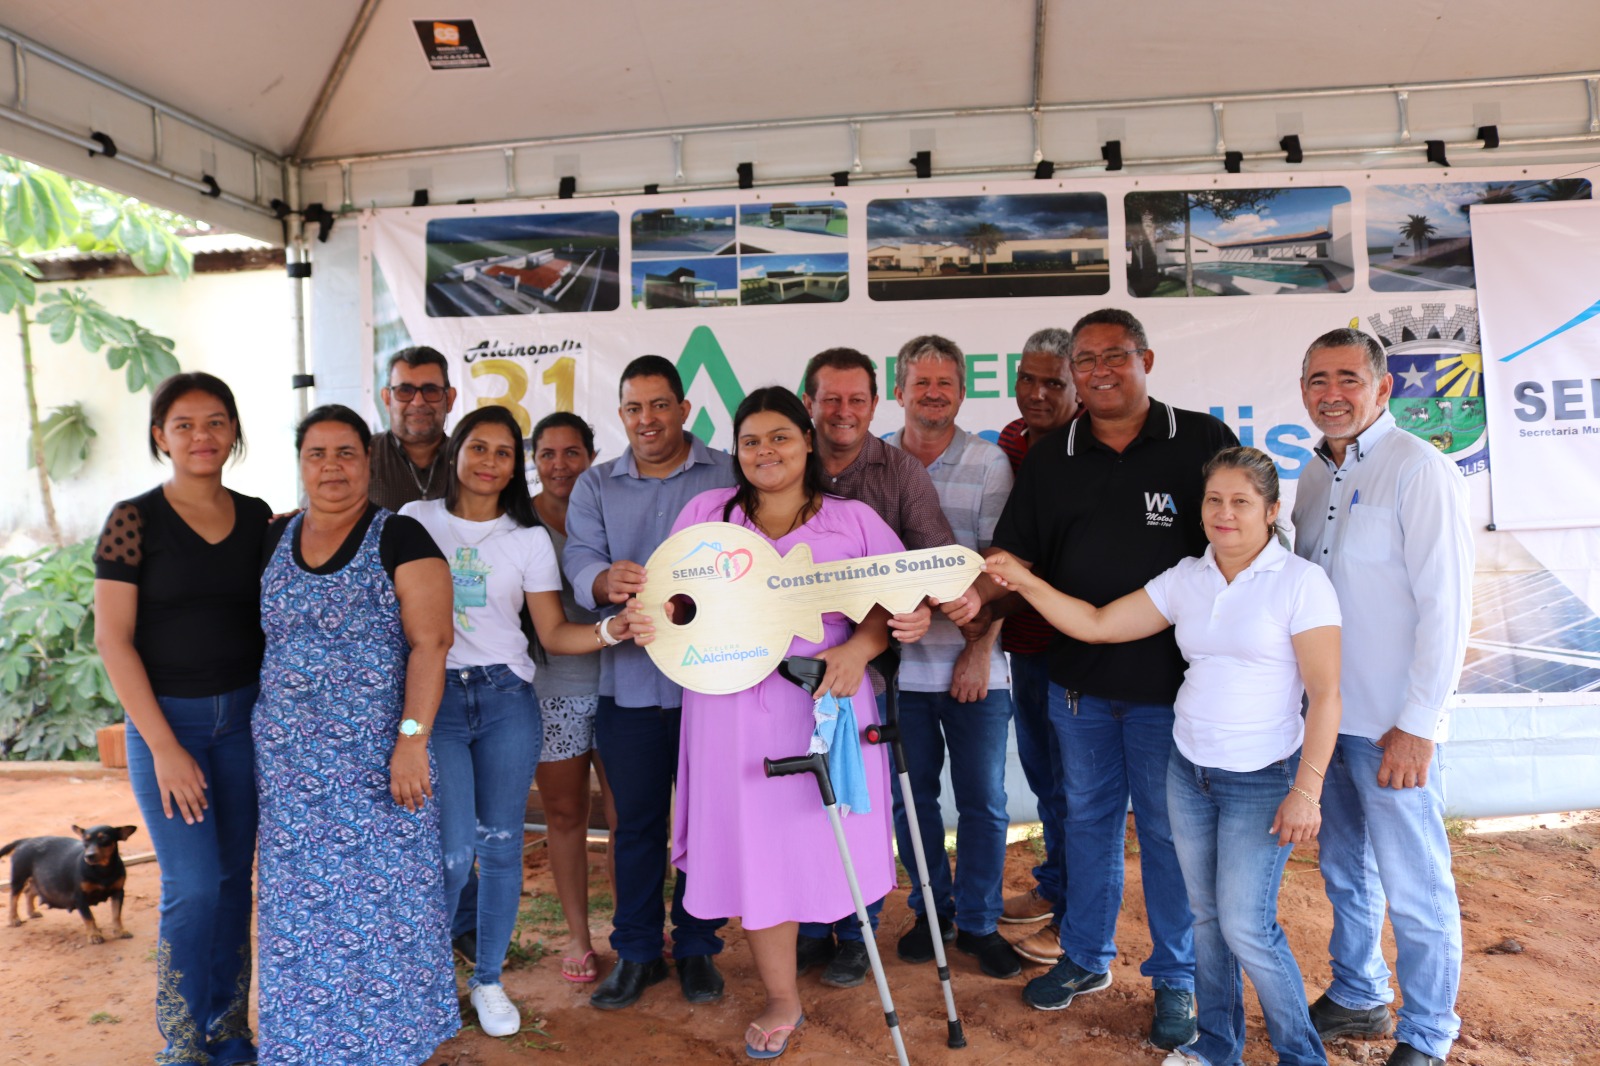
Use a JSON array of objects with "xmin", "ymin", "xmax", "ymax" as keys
[{"xmin": 1214, "ymin": 261, "xmax": 1335, "ymax": 286}]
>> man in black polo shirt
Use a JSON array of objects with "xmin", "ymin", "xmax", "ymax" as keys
[{"xmin": 989, "ymin": 308, "xmax": 1236, "ymax": 1048}]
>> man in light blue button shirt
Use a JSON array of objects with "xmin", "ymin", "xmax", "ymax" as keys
[
  {"xmin": 1291, "ymin": 327, "xmax": 1472, "ymax": 1066},
  {"xmin": 564, "ymin": 355, "xmax": 735, "ymax": 1011}
]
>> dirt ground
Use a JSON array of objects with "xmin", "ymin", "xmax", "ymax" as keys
[{"xmin": 2, "ymin": 769, "xmax": 1597, "ymax": 1066}]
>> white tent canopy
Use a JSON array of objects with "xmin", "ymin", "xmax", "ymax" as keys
[{"xmin": 3, "ymin": 0, "xmax": 1600, "ymax": 243}]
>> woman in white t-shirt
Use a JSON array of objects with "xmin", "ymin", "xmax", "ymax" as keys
[
  {"xmin": 401, "ymin": 406, "xmax": 640, "ymax": 1039},
  {"xmin": 987, "ymin": 447, "xmax": 1340, "ymax": 1066}
]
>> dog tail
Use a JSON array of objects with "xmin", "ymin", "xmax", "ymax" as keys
[{"xmin": 0, "ymin": 839, "xmax": 20, "ymax": 859}]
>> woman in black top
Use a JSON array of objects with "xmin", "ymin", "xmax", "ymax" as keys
[{"xmin": 93, "ymin": 372, "xmax": 269, "ymax": 1066}]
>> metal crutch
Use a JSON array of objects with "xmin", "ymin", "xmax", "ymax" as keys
[
  {"xmin": 765, "ymin": 655, "xmax": 911, "ymax": 1066},
  {"xmin": 863, "ymin": 646, "xmax": 966, "ymax": 1049}
]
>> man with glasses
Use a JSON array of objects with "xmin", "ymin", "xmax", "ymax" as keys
[
  {"xmin": 369, "ymin": 346, "xmax": 459, "ymax": 513},
  {"xmin": 987, "ymin": 308, "xmax": 1236, "ymax": 1048}
]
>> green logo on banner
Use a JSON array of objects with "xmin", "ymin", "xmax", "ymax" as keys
[{"xmin": 677, "ymin": 326, "xmax": 746, "ymax": 443}]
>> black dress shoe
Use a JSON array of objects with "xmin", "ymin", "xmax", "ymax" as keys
[
  {"xmin": 1309, "ymin": 992, "xmax": 1395, "ymax": 1041},
  {"xmin": 676, "ymin": 953, "xmax": 725, "ymax": 1004},
  {"xmin": 896, "ymin": 913, "xmax": 955, "ymax": 964},
  {"xmin": 590, "ymin": 957, "xmax": 669, "ymax": 1010},
  {"xmin": 954, "ymin": 929, "xmax": 1023, "ymax": 978},
  {"xmin": 820, "ymin": 940, "xmax": 871, "ymax": 988},
  {"xmin": 1386, "ymin": 1043, "xmax": 1445, "ymax": 1066},
  {"xmin": 796, "ymin": 933, "xmax": 836, "ymax": 976}
]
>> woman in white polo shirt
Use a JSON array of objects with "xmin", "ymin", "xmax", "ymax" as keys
[
  {"xmin": 402, "ymin": 406, "xmax": 640, "ymax": 1039},
  {"xmin": 987, "ymin": 446, "xmax": 1340, "ymax": 1066}
]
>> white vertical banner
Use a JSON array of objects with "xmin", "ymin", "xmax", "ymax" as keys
[{"xmin": 1474, "ymin": 201, "xmax": 1600, "ymax": 530}]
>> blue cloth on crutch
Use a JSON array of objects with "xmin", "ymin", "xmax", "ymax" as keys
[{"xmin": 809, "ymin": 692, "xmax": 870, "ymax": 816}]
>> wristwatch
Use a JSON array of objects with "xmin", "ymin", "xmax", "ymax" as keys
[{"xmin": 398, "ymin": 718, "xmax": 430, "ymax": 738}]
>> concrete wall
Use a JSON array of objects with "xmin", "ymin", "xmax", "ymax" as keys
[{"xmin": 0, "ymin": 268, "xmax": 300, "ymax": 551}]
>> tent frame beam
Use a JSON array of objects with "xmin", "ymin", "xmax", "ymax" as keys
[
  {"xmin": 303, "ymin": 68, "xmax": 1600, "ymax": 168},
  {"xmin": 0, "ymin": 24, "xmax": 283, "ymax": 219}
]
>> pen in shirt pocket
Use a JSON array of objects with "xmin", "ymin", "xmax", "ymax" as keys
[{"xmin": 1349, "ymin": 489, "xmax": 1360, "ymax": 512}]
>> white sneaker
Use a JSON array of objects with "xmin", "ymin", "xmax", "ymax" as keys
[{"xmin": 470, "ymin": 982, "xmax": 521, "ymax": 1037}]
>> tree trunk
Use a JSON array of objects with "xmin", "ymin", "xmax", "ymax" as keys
[
  {"xmin": 1183, "ymin": 195, "xmax": 1196, "ymax": 297},
  {"xmin": 17, "ymin": 307, "xmax": 63, "ymax": 545}
]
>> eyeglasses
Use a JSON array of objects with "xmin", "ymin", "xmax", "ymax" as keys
[
  {"xmin": 390, "ymin": 383, "xmax": 447, "ymax": 403},
  {"xmin": 1069, "ymin": 348, "xmax": 1143, "ymax": 372}
]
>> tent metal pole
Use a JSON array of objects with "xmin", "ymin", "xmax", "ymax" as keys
[
  {"xmin": 286, "ymin": 165, "xmax": 310, "ymax": 426},
  {"xmin": 0, "ymin": 25, "xmax": 282, "ymax": 163},
  {"xmin": 0, "ymin": 101, "xmax": 277, "ymax": 217},
  {"xmin": 291, "ymin": 0, "xmax": 382, "ymax": 163},
  {"xmin": 312, "ymin": 131, "xmax": 1600, "ymax": 209}
]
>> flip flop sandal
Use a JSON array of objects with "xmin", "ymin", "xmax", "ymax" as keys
[
  {"xmin": 745, "ymin": 1013, "xmax": 804, "ymax": 1060},
  {"xmin": 561, "ymin": 950, "xmax": 598, "ymax": 983}
]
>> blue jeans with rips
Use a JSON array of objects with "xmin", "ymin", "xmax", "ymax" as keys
[
  {"xmin": 1168, "ymin": 749, "xmax": 1325, "ymax": 1066},
  {"xmin": 433, "ymin": 664, "xmax": 542, "ymax": 987},
  {"xmin": 890, "ymin": 688, "xmax": 1013, "ymax": 934},
  {"xmin": 126, "ymin": 684, "xmax": 259, "ymax": 1066},
  {"xmin": 1050, "ymin": 687, "xmax": 1194, "ymax": 990},
  {"xmin": 1319, "ymin": 734, "xmax": 1461, "ymax": 1060},
  {"xmin": 1009, "ymin": 651, "xmax": 1066, "ymax": 913}
]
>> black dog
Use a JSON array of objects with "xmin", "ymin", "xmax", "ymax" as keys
[{"xmin": 2, "ymin": 825, "xmax": 137, "ymax": 944}]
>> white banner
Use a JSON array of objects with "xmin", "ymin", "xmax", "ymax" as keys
[
  {"xmin": 1473, "ymin": 201, "xmax": 1600, "ymax": 531},
  {"xmin": 360, "ymin": 167, "xmax": 1600, "ymax": 709}
]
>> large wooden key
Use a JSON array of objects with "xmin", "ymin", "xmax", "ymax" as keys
[{"xmin": 636, "ymin": 521, "xmax": 983, "ymax": 695}]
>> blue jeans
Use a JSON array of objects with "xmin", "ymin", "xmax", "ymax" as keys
[
  {"xmin": 1168, "ymin": 749, "xmax": 1325, "ymax": 1066},
  {"xmin": 594, "ymin": 698, "xmax": 725, "ymax": 963},
  {"xmin": 890, "ymin": 687, "xmax": 1013, "ymax": 934},
  {"xmin": 1319, "ymin": 735, "xmax": 1461, "ymax": 1059},
  {"xmin": 1051, "ymin": 687, "xmax": 1194, "ymax": 988},
  {"xmin": 1010, "ymin": 651, "xmax": 1066, "ymax": 912},
  {"xmin": 433, "ymin": 665, "xmax": 542, "ymax": 986},
  {"xmin": 126, "ymin": 684, "xmax": 259, "ymax": 1066}
]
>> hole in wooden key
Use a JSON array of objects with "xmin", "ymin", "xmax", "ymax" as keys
[{"xmin": 665, "ymin": 593, "xmax": 698, "ymax": 625}]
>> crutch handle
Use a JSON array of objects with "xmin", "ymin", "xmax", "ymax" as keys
[{"xmin": 763, "ymin": 753, "xmax": 837, "ymax": 807}]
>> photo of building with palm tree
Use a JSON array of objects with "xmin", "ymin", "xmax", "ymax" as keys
[
  {"xmin": 1125, "ymin": 186, "xmax": 1354, "ymax": 297},
  {"xmin": 1367, "ymin": 179, "xmax": 1591, "ymax": 291},
  {"xmin": 865, "ymin": 193, "xmax": 1108, "ymax": 301}
]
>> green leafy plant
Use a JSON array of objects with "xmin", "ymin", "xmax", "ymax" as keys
[
  {"xmin": 30, "ymin": 402, "xmax": 98, "ymax": 481},
  {"xmin": 0, "ymin": 541, "xmax": 120, "ymax": 760},
  {"xmin": 0, "ymin": 155, "xmax": 193, "ymax": 544}
]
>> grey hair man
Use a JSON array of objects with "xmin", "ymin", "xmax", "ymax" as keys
[
  {"xmin": 369, "ymin": 346, "xmax": 458, "ymax": 513},
  {"xmin": 884, "ymin": 334, "xmax": 1022, "ymax": 980},
  {"xmin": 1292, "ymin": 327, "xmax": 1472, "ymax": 1066},
  {"xmin": 991, "ymin": 327, "xmax": 1080, "ymax": 965}
]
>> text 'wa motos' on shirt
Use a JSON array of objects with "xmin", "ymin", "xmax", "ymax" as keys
[
  {"xmin": 401, "ymin": 499, "xmax": 563, "ymax": 682},
  {"xmin": 1144, "ymin": 540, "xmax": 1342, "ymax": 772},
  {"xmin": 1290, "ymin": 410, "xmax": 1473, "ymax": 743},
  {"xmin": 992, "ymin": 399, "xmax": 1239, "ymax": 703}
]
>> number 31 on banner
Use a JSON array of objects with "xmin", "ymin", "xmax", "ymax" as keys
[{"xmin": 470, "ymin": 356, "xmax": 576, "ymax": 433}]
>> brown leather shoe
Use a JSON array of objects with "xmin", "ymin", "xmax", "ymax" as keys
[
  {"xmin": 1000, "ymin": 888, "xmax": 1054, "ymax": 924},
  {"xmin": 1014, "ymin": 920, "xmax": 1063, "ymax": 965}
]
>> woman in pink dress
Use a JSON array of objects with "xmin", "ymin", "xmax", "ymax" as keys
[{"xmin": 662, "ymin": 386, "xmax": 901, "ymax": 1060}]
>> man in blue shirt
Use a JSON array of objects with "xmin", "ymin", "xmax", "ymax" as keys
[{"xmin": 564, "ymin": 355, "xmax": 736, "ymax": 1011}]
